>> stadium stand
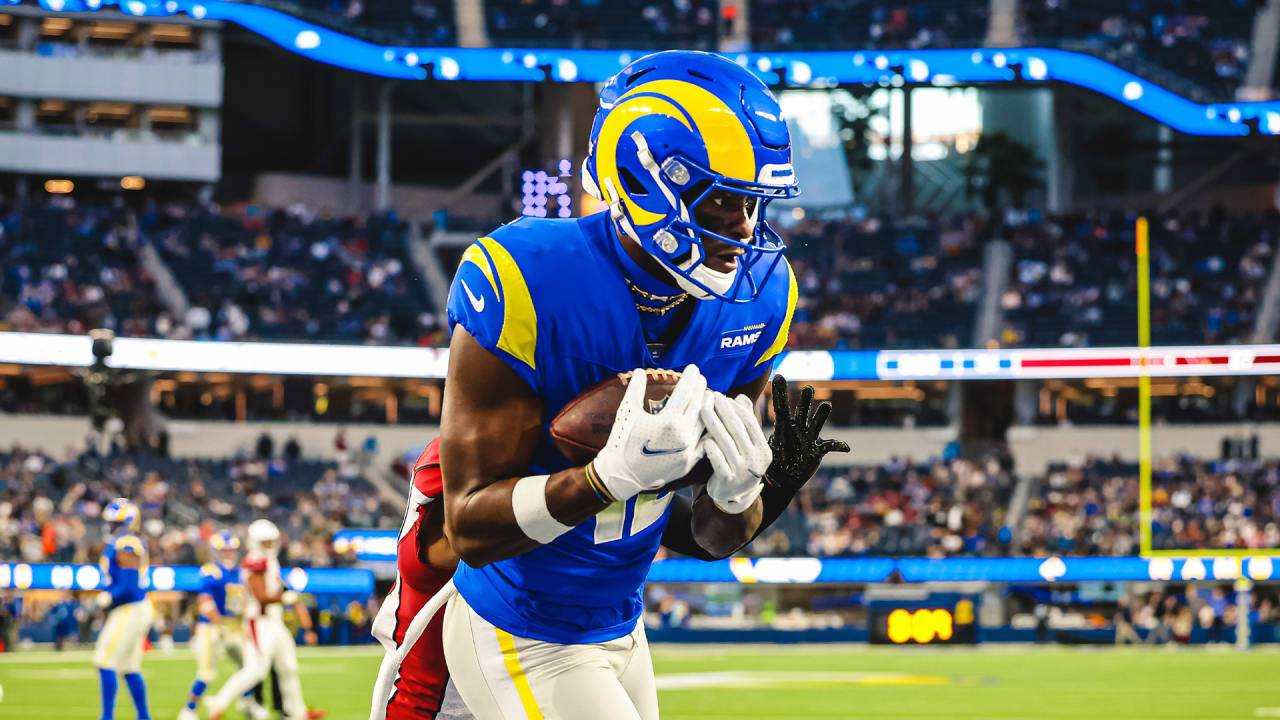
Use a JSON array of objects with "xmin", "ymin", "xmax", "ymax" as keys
[
  {"xmin": 1020, "ymin": 455, "xmax": 1280, "ymax": 555},
  {"xmin": 151, "ymin": 203, "xmax": 434, "ymax": 345},
  {"xmin": 1021, "ymin": 0, "xmax": 1261, "ymax": 101},
  {"xmin": 742, "ymin": 455, "xmax": 1017, "ymax": 558},
  {"xmin": 784, "ymin": 214, "xmax": 985, "ymax": 350},
  {"xmin": 485, "ymin": 0, "xmax": 720, "ymax": 49},
  {"xmin": 1001, "ymin": 208, "xmax": 1277, "ymax": 348},
  {"xmin": 0, "ymin": 197, "xmax": 170, "ymax": 338},
  {"xmin": 0, "ymin": 197, "xmax": 439, "ymax": 345},
  {"xmin": 750, "ymin": 0, "xmax": 990, "ymax": 51},
  {"xmin": 0, "ymin": 443, "xmax": 395, "ymax": 567}
]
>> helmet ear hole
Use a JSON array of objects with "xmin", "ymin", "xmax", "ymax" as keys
[{"xmin": 619, "ymin": 167, "xmax": 648, "ymax": 196}]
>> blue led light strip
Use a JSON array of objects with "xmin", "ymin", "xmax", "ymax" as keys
[{"xmin": 22, "ymin": 0, "xmax": 1280, "ymax": 137}]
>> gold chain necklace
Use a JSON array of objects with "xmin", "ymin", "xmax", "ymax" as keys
[{"xmin": 626, "ymin": 278, "xmax": 688, "ymax": 316}]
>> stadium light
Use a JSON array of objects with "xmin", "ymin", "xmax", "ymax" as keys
[
  {"xmin": 120, "ymin": 175, "xmax": 146, "ymax": 190},
  {"xmin": 44, "ymin": 179, "xmax": 74, "ymax": 194}
]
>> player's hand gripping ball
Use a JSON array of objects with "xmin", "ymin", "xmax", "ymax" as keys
[
  {"xmin": 550, "ymin": 367, "xmax": 713, "ymax": 495},
  {"xmin": 766, "ymin": 375, "xmax": 851, "ymax": 490}
]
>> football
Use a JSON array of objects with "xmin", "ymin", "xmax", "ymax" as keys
[{"xmin": 549, "ymin": 369, "xmax": 713, "ymax": 493}]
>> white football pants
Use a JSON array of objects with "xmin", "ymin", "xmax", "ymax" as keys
[
  {"xmin": 206, "ymin": 617, "xmax": 307, "ymax": 719},
  {"xmin": 441, "ymin": 592, "xmax": 659, "ymax": 720},
  {"xmin": 93, "ymin": 599, "xmax": 156, "ymax": 673}
]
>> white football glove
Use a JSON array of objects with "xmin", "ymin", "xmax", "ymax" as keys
[
  {"xmin": 700, "ymin": 392, "xmax": 771, "ymax": 514},
  {"xmin": 591, "ymin": 364, "xmax": 708, "ymax": 503},
  {"xmin": 95, "ymin": 591, "xmax": 113, "ymax": 609}
]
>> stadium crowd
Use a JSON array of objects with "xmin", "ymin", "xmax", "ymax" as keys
[
  {"xmin": 751, "ymin": 0, "xmax": 989, "ymax": 50},
  {"xmin": 742, "ymin": 454, "xmax": 1017, "ymax": 558},
  {"xmin": 1020, "ymin": 455, "xmax": 1280, "ymax": 556},
  {"xmin": 0, "ymin": 196, "xmax": 442, "ymax": 347},
  {"xmin": 0, "ymin": 440, "xmax": 399, "ymax": 569},
  {"xmin": 1000, "ymin": 208, "xmax": 1276, "ymax": 348},
  {"xmin": 1021, "ymin": 0, "xmax": 1260, "ymax": 100},
  {"xmin": 783, "ymin": 214, "xmax": 986, "ymax": 350}
]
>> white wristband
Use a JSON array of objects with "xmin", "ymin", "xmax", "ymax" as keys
[{"xmin": 512, "ymin": 474, "xmax": 575, "ymax": 544}]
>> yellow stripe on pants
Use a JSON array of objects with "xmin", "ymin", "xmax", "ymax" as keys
[
  {"xmin": 95, "ymin": 602, "xmax": 134, "ymax": 668},
  {"xmin": 494, "ymin": 628, "xmax": 545, "ymax": 720}
]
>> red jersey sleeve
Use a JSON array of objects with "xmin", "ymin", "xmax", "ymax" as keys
[
  {"xmin": 412, "ymin": 438, "xmax": 443, "ymax": 499},
  {"xmin": 242, "ymin": 554, "xmax": 268, "ymax": 573}
]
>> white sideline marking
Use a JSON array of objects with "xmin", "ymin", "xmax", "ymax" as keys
[{"xmin": 1255, "ymin": 709, "xmax": 1280, "ymax": 717}]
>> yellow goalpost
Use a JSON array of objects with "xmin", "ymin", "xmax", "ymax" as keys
[{"xmin": 1135, "ymin": 216, "xmax": 1280, "ymax": 558}]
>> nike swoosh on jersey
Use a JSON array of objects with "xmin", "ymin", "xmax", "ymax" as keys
[
  {"xmin": 459, "ymin": 278, "xmax": 485, "ymax": 312},
  {"xmin": 641, "ymin": 442, "xmax": 687, "ymax": 456}
]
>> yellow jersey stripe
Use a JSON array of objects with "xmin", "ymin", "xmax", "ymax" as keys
[
  {"xmin": 756, "ymin": 258, "xmax": 797, "ymax": 367},
  {"xmin": 476, "ymin": 237, "xmax": 537, "ymax": 371},
  {"xmin": 460, "ymin": 243, "xmax": 501, "ymax": 300},
  {"xmin": 494, "ymin": 628, "xmax": 546, "ymax": 720}
]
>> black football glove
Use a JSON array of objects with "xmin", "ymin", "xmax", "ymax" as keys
[{"xmin": 765, "ymin": 374, "xmax": 851, "ymax": 491}]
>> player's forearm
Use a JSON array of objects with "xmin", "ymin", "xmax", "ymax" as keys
[
  {"xmin": 445, "ymin": 465, "xmax": 610, "ymax": 567},
  {"xmin": 690, "ymin": 489, "xmax": 763, "ymax": 558}
]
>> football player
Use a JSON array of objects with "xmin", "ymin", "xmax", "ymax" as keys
[
  {"xmin": 437, "ymin": 50, "xmax": 848, "ymax": 720},
  {"xmin": 95, "ymin": 498, "xmax": 156, "ymax": 720},
  {"xmin": 204, "ymin": 519, "xmax": 326, "ymax": 720},
  {"xmin": 180, "ymin": 530, "xmax": 269, "ymax": 720},
  {"xmin": 370, "ymin": 380, "xmax": 845, "ymax": 720}
]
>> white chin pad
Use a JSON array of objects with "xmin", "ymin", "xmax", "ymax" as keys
[{"xmin": 671, "ymin": 241, "xmax": 737, "ymax": 299}]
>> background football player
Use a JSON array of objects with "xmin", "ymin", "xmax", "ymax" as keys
[
  {"xmin": 180, "ymin": 529, "xmax": 270, "ymax": 720},
  {"xmin": 204, "ymin": 519, "xmax": 326, "ymax": 720},
  {"xmin": 95, "ymin": 498, "xmax": 156, "ymax": 720},
  {"xmin": 436, "ymin": 50, "xmax": 847, "ymax": 720}
]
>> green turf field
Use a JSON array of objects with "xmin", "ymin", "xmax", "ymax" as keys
[{"xmin": 0, "ymin": 643, "xmax": 1277, "ymax": 719}]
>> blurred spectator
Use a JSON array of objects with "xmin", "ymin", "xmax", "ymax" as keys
[
  {"xmin": 0, "ymin": 442, "xmax": 401, "ymax": 568},
  {"xmin": 1021, "ymin": 454, "xmax": 1280, "ymax": 555}
]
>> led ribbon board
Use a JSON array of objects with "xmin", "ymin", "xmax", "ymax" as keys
[
  {"xmin": 19, "ymin": 0, "xmax": 1280, "ymax": 136},
  {"xmin": 0, "ymin": 561, "xmax": 375, "ymax": 594},
  {"xmin": 320, "ymin": 537, "xmax": 1278, "ymax": 583},
  {"xmin": 5, "ymin": 332, "xmax": 1280, "ymax": 381}
]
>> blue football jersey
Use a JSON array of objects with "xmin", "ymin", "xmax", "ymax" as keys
[
  {"xmin": 100, "ymin": 533, "xmax": 149, "ymax": 606},
  {"xmin": 446, "ymin": 210, "xmax": 796, "ymax": 643},
  {"xmin": 196, "ymin": 562, "xmax": 241, "ymax": 622}
]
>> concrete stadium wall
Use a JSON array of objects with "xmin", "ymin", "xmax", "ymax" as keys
[{"xmin": 1006, "ymin": 423, "xmax": 1280, "ymax": 474}]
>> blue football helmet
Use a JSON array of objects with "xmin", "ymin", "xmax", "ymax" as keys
[
  {"xmin": 582, "ymin": 50, "xmax": 800, "ymax": 303},
  {"xmin": 209, "ymin": 530, "xmax": 240, "ymax": 552},
  {"xmin": 102, "ymin": 498, "xmax": 141, "ymax": 534}
]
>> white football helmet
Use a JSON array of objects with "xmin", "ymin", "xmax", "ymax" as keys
[{"xmin": 246, "ymin": 519, "xmax": 281, "ymax": 556}]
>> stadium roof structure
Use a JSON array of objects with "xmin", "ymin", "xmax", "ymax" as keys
[{"xmin": 18, "ymin": 0, "xmax": 1280, "ymax": 137}]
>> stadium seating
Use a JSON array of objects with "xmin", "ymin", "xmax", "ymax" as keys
[
  {"xmin": 1022, "ymin": 0, "xmax": 1261, "ymax": 101},
  {"xmin": 0, "ymin": 444, "xmax": 394, "ymax": 568},
  {"xmin": 151, "ymin": 204, "xmax": 433, "ymax": 345},
  {"xmin": 1002, "ymin": 209, "xmax": 1277, "ymax": 348},
  {"xmin": 1020, "ymin": 455, "xmax": 1280, "ymax": 555},
  {"xmin": 485, "ymin": 0, "xmax": 720, "ymax": 49},
  {"xmin": 1, "ymin": 198, "xmax": 437, "ymax": 345},
  {"xmin": 746, "ymin": 456, "xmax": 1017, "ymax": 557},
  {"xmin": 784, "ymin": 215, "xmax": 985, "ymax": 350},
  {"xmin": 0, "ymin": 198, "xmax": 170, "ymax": 337},
  {"xmin": 750, "ymin": 0, "xmax": 989, "ymax": 51}
]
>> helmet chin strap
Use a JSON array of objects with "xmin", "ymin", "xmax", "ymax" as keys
[{"xmin": 673, "ymin": 242, "xmax": 737, "ymax": 299}]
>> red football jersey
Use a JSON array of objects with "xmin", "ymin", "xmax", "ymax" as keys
[{"xmin": 372, "ymin": 438, "xmax": 456, "ymax": 720}]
